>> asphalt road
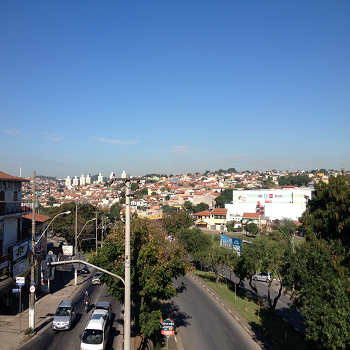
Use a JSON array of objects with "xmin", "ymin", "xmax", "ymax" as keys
[
  {"xmin": 168, "ymin": 275, "xmax": 261, "ymax": 350},
  {"xmin": 17, "ymin": 273, "xmax": 123, "ymax": 350}
]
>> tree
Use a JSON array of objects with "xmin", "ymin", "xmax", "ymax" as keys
[
  {"xmin": 161, "ymin": 210, "xmax": 193, "ymax": 236},
  {"xmin": 215, "ymin": 189, "xmax": 233, "ymax": 208},
  {"xmin": 131, "ymin": 183, "xmax": 139, "ymax": 191},
  {"xmin": 182, "ymin": 201, "xmax": 193, "ymax": 212},
  {"xmin": 284, "ymin": 174, "xmax": 350, "ymax": 349},
  {"xmin": 192, "ymin": 202, "xmax": 209, "ymax": 213},
  {"xmin": 284, "ymin": 237, "xmax": 350, "ymax": 349},
  {"xmin": 176, "ymin": 227, "xmax": 212, "ymax": 262},
  {"xmin": 234, "ymin": 236, "xmax": 292, "ymax": 317},
  {"xmin": 246, "ymin": 222, "xmax": 259, "ymax": 235},
  {"xmin": 91, "ymin": 218, "xmax": 191, "ymax": 342},
  {"xmin": 109, "ymin": 204, "xmax": 122, "ymax": 220},
  {"xmin": 300, "ymin": 175, "xmax": 350, "ymax": 249},
  {"xmin": 162, "ymin": 205, "xmax": 177, "ymax": 214},
  {"xmin": 204, "ymin": 245, "xmax": 233, "ymax": 285}
]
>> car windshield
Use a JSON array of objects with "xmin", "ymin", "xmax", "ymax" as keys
[
  {"xmin": 96, "ymin": 305, "xmax": 108, "ymax": 311},
  {"xmin": 94, "ymin": 273, "xmax": 102, "ymax": 277},
  {"xmin": 55, "ymin": 306, "xmax": 71, "ymax": 316},
  {"xmin": 81, "ymin": 329, "xmax": 103, "ymax": 344}
]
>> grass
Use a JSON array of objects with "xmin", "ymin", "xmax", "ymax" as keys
[{"xmin": 192, "ymin": 269, "xmax": 310, "ymax": 350}]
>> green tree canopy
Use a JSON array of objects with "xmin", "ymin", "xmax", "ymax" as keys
[
  {"xmin": 246, "ymin": 222, "xmax": 259, "ymax": 235},
  {"xmin": 109, "ymin": 204, "xmax": 122, "ymax": 220},
  {"xmin": 131, "ymin": 183, "xmax": 139, "ymax": 191},
  {"xmin": 215, "ymin": 189, "xmax": 233, "ymax": 208},
  {"xmin": 161, "ymin": 210, "xmax": 193, "ymax": 235},
  {"xmin": 300, "ymin": 175, "xmax": 350, "ymax": 248},
  {"xmin": 91, "ymin": 218, "xmax": 191, "ymax": 339},
  {"xmin": 192, "ymin": 202, "xmax": 209, "ymax": 213}
]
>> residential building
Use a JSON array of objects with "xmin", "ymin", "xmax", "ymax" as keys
[
  {"xmin": 0, "ymin": 171, "xmax": 31, "ymax": 310},
  {"xmin": 65, "ymin": 175, "xmax": 71, "ymax": 187}
]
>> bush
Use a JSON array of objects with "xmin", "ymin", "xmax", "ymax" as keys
[{"xmin": 24, "ymin": 327, "xmax": 34, "ymax": 335}]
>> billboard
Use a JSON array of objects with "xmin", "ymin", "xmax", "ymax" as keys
[{"xmin": 220, "ymin": 235, "xmax": 241, "ymax": 255}]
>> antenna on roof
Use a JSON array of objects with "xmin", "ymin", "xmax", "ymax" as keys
[{"xmin": 20, "ymin": 166, "xmax": 22, "ymax": 177}]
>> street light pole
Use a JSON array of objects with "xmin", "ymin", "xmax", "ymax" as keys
[
  {"xmin": 29, "ymin": 171, "xmax": 36, "ymax": 330},
  {"xmin": 124, "ymin": 175, "xmax": 131, "ymax": 350},
  {"xmin": 75, "ymin": 218, "xmax": 96, "ymax": 252},
  {"xmin": 75, "ymin": 204, "xmax": 78, "ymax": 255}
]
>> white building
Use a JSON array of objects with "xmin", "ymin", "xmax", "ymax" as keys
[
  {"xmin": 80, "ymin": 174, "xmax": 85, "ymax": 186},
  {"xmin": 110, "ymin": 172, "xmax": 115, "ymax": 181},
  {"xmin": 225, "ymin": 188, "xmax": 314, "ymax": 222},
  {"xmin": 86, "ymin": 174, "xmax": 91, "ymax": 185},
  {"xmin": 98, "ymin": 173, "xmax": 103, "ymax": 184},
  {"xmin": 72, "ymin": 176, "xmax": 79, "ymax": 187},
  {"xmin": 65, "ymin": 175, "xmax": 71, "ymax": 187}
]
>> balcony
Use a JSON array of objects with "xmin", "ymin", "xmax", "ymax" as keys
[{"xmin": 0, "ymin": 200, "xmax": 32, "ymax": 217}]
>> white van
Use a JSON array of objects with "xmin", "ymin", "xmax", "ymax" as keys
[{"xmin": 80, "ymin": 309, "xmax": 110, "ymax": 350}]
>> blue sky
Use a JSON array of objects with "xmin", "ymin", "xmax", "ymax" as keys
[{"xmin": 1, "ymin": 1, "xmax": 349, "ymax": 179}]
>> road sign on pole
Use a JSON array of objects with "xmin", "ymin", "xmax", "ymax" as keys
[
  {"xmin": 16, "ymin": 276, "xmax": 25, "ymax": 287},
  {"xmin": 72, "ymin": 253, "xmax": 86, "ymax": 270},
  {"xmin": 161, "ymin": 318, "xmax": 175, "ymax": 336}
]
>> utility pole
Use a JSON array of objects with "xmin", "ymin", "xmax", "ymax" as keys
[
  {"xmin": 95, "ymin": 211, "xmax": 98, "ymax": 253},
  {"xmin": 29, "ymin": 171, "xmax": 36, "ymax": 330},
  {"xmin": 124, "ymin": 174, "xmax": 131, "ymax": 350},
  {"xmin": 75, "ymin": 204, "xmax": 78, "ymax": 254},
  {"xmin": 75, "ymin": 203, "xmax": 78, "ymax": 286}
]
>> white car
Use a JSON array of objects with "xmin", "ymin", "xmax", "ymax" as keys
[
  {"xmin": 253, "ymin": 272, "xmax": 272, "ymax": 282},
  {"xmin": 92, "ymin": 271, "xmax": 103, "ymax": 285},
  {"xmin": 95, "ymin": 301, "xmax": 113, "ymax": 321}
]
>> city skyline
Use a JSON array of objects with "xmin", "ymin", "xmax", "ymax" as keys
[{"xmin": 1, "ymin": 1, "xmax": 349, "ymax": 178}]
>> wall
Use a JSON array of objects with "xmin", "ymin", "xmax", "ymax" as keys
[{"xmin": 225, "ymin": 188, "xmax": 313, "ymax": 221}]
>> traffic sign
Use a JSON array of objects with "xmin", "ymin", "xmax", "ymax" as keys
[
  {"xmin": 161, "ymin": 318, "xmax": 175, "ymax": 336},
  {"xmin": 72, "ymin": 253, "xmax": 86, "ymax": 270},
  {"xmin": 16, "ymin": 276, "xmax": 25, "ymax": 286},
  {"xmin": 12, "ymin": 288, "xmax": 20, "ymax": 293},
  {"xmin": 29, "ymin": 285, "xmax": 36, "ymax": 293}
]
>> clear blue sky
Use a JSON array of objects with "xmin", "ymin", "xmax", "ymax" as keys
[{"xmin": 1, "ymin": 1, "xmax": 349, "ymax": 179}]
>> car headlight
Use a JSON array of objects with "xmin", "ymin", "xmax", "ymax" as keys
[{"xmin": 63, "ymin": 321, "xmax": 70, "ymax": 325}]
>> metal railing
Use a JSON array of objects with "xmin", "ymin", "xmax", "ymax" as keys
[{"xmin": 0, "ymin": 200, "xmax": 32, "ymax": 216}]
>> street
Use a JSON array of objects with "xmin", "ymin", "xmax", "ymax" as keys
[
  {"xmin": 17, "ymin": 272, "xmax": 123, "ymax": 350},
  {"xmin": 168, "ymin": 275, "xmax": 261, "ymax": 350}
]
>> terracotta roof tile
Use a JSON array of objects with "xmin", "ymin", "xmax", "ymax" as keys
[{"xmin": 0, "ymin": 171, "xmax": 30, "ymax": 182}]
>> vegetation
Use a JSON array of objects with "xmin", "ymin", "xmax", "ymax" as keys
[
  {"xmin": 161, "ymin": 210, "xmax": 193, "ymax": 235},
  {"xmin": 91, "ymin": 217, "xmax": 191, "ymax": 345},
  {"xmin": 278, "ymin": 174, "xmax": 311, "ymax": 187},
  {"xmin": 284, "ymin": 175, "xmax": 350, "ymax": 349},
  {"xmin": 182, "ymin": 201, "xmax": 209, "ymax": 213},
  {"xmin": 40, "ymin": 201, "xmax": 105, "ymax": 246},
  {"xmin": 215, "ymin": 189, "xmax": 233, "ymax": 208}
]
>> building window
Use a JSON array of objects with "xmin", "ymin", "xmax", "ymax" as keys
[{"xmin": 13, "ymin": 191, "xmax": 18, "ymax": 201}]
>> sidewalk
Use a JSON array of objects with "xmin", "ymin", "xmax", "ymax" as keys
[{"xmin": 0, "ymin": 271, "xmax": 84, "ymax": 350}]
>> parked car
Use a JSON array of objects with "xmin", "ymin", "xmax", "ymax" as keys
[
  {"xmin": 92, "ymin": 271, "xmax": 103, "ymax": 285},
  {"xmin": 53, "ymin": 300, "xmax": 76, "ymax": 331},
  {"xmin": 95, "ymin": 301, "xmax": 113, "ymax": 321},
  {"xmin": 79, "ymin": 266, "xmax": 90, "ymax": 274},
  {"xmin": 253, "ymin": 272, "xmax": 272, "ymax": 282}
]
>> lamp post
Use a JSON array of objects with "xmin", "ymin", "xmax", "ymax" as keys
[
  {"xmin": 75, "ymin": 218, "xmax": 96, "ymax": 253},
  {"xmin": 29, "ymin": 188, "xmax": 71, "ymax": 331},
  {"xmin": 74, "ymin": 217, "xmax": 96, "ymax": 286}
]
